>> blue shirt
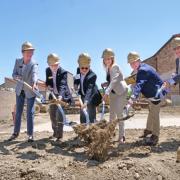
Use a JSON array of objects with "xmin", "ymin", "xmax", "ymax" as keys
[{"xmin": 133, "ymin": 63, "xmax": 163, "ymax": 99}]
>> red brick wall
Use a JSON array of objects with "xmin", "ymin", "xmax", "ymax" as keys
[{"xmin": 144, "ymin": 38, "xmax": 179, "ymax": 96}]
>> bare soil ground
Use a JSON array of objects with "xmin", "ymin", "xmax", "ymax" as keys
[{"xmin": 0, "ymin": 107, "xmax": 180, "ymax": 180}]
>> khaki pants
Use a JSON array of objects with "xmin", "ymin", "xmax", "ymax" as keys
[
  {"xmin": 146, "ymin": 101, "xmax": 161, "ymax": 137},
  {"xmin": 109, "ymin": 92, "xmax": 127, "ymax": 138}
]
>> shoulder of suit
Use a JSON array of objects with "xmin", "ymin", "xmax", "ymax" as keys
[
  {"xmin": 88, "ymin": 70, "xmax": 97, "ymax": 78},
  {"xmin": 111, "ymin": 63, "xmax": 121, "ymax": 71},
  {"xmin": 139, "ymin": 63, "xmax": 149, "ymax": 71},
  {"xmin": 58, "ymin": 67, "xmax": 68, "ymax": 74},
  {"xmin": 138, "ymin": 63, "xmax": 156, "ymax": 75},
  {"xmin": 16, "ymin": 58, "xmax": 23, "ymax": 63},
  {"xmin": 46, "ymin": 67, "xmax": 51, "ymax": 72}
]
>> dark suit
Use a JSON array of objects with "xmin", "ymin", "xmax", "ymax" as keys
[
  {"xmin": 172, "ymin": 74, "xmax": 180, "ymax": 84},
  {"xmin": 45, "ymin": 66, "xmax": 72, "ymax": 138},
  {"xmin": 175, "ymin": 58, "xmax": 180, "ymax": 74},
  {"xmin": 74, "ymin": 68, "xmax": 102, "ymax": 123},
  {"xmin": 46, "ymin": 67, "xmax": 72, "ymax": 103},
  {"xmin": 172, "ymin": 58, "xmax": 180, "ymax": 84}
]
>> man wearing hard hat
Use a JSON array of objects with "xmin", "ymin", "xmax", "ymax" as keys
[
  {"xmin": 74, "ymin": 53, "xmax": 102, "ymax": 124},
  {"xmin": 8, "ymin": 42, "xmax": 38, "ymax": 142},
  {"xmin": 46, "ymin": 53, "xmax": 73, "ymax": 141},
  {"xmin": 127, "ymin": 51, "xmax": 167, "ymax": 145}
]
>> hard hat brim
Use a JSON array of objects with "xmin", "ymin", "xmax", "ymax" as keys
[{"xmin": 22, "ymin": 48, "xmax": 35, "ymax": 51}]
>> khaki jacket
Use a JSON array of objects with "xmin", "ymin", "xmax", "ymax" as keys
[{"xmin": 106, "ymin": 64, "xmax": 128, "ymax": 96}]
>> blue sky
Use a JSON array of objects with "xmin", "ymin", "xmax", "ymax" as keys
[{"xmin": 0, "ymin": 0, "xmax": 180, "ymax": 87}]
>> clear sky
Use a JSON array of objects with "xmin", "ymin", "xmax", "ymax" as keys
[{"xmin": 0, "ymin": 0, "xmax": 180, "ymax": 87}]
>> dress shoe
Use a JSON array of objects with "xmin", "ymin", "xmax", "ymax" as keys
[
  {"xmin": 7, "ymin": 133, "xmax": 18, "ymax": 141},
  {"xmin": 139, "ymin": 129, "xmax": 152, "ymax": 138},
  {"xmin": 146, "ymin": 134, "xmax": 159, "ymax": 146},
  {"xmin": 28, "ymin": 135, "xmax": 34, "ymax": 142}
]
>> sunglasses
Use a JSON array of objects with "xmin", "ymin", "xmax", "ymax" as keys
[{"xmin": 80, "ymin": 67, "xmax": 89, "ymax": 70}]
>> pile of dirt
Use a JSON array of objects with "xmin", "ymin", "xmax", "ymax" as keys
[{"xmin": 73, "ymin": 119, "xmax": 118, "ymax": 161}]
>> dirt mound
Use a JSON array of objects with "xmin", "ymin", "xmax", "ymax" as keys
[{"xmin": 73, "ymin": 119, "xmax": 128, "ymax": 161}]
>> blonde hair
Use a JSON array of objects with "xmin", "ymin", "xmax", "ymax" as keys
[{"xmin": 103, "ymin": 57, "xmax": 115, "ymax": 70}]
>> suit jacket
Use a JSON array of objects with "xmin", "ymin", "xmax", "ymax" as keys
[
  {"xmin": 133, "ymin": 63, "xmax": 163, "ymax": 99},
  {"xmin": 176, "ymin": 58, "xmax": 180, "ymax": 74},
  {"xmin": 105, "ymin": 64, "xmax": 128, "ymax": 96},
  {"xmin": 74, "ymin": 68, "xmax": 102, "ymax": 106},
  {"xmin": 12, "ymin": 58, "xmax": 38, "ymax": 98},
  {"xmin": 46, "ymin": 67, "xmax": 72, "ymax": 103},
  {"xmin": 172, "ymin": 74, "xmax": 180, "ymax": 84}
]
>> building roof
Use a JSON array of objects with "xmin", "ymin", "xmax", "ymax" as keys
[
  {"xmin": 143, "ymin": 33, "xmax": 180, "ymax": 63},
  {"xmin": 4, "ymin": 77, "xmax": 46, "ymax": 89}
]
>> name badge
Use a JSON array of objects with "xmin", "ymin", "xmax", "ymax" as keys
[{"xmin": 48, "ymin": 76, "xmax": 53, "ymax": 79}]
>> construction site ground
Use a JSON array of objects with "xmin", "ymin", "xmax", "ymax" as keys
[{"xmin": 0, "ymin": 106, "xmax": 180, "ymax": 180}]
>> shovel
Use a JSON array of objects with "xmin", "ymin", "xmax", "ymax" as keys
[
  {"xmin": 71, "ymin": 88, "xmax": 90, "ymax": 125},
  {"xmin": 48, "ymin": 90, "xmax": 77, "ymax": 126},
  {"xmin": 16, "ymin": 79, "xmax": 46, "ymax": 103},
  {"xmin": 100, "ymin": 100, "xmax": 105, "ymax": 120}
]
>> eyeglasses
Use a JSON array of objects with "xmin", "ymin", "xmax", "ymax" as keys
[{"xmin": 80, "ymin": 67, "xmax": 89, "ymax": 70}]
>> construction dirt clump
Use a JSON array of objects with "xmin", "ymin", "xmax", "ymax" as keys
[{"xmin": 73, "ymin": 119, "xmax": 119, "ymax": 161}]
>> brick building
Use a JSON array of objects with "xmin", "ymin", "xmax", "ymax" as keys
[{"xmin": 142, "ymin": 34, "xmax": 180, "ymax": 104}]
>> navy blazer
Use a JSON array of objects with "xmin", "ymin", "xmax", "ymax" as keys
[
  {"xmin": 133, "ymin": 63, "xmax": 163, "ymax": 99},
  {"xmin": 45, "ymin": 67, "xmax": 72, "ymax": 103},
  {"xmin": 74, "ymin": 68, "xmax": 102, "ymax": 105}
]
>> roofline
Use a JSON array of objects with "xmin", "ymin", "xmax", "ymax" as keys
[
  {"xmin": 4, "ymin": 77, "xmax": 46, "ymax": 87},
  {"xmin": 143, "ymin": 33, "xmax": 180, "ymax": 62}
]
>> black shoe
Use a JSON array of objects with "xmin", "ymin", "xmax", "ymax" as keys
[
  {"xmin": 55, "ymin": 136, "xmax": 62, "ymax": 142},
  {"xmin": 49, "ymin": 132, "xmax": 56, "ymax": 139},
  {"xmin": 145, "ymin": 135, "xmax": 159, "ymax": 146},
  {"xmin": 119, "ymin": 136, "xmax": 126, "ymax": 144},
  {"xmin": 139, "ymin": 129, "xmax": 152, "ymax": 138},
  {"xmin": 28, "ymin": 135, "xmax": 34, "ymax": 142},
  {"xmin": 69, "ymin": 121, "xmax": 77, "ymax": 126},
  {"xmin": 8, "ymin": 133, "xmax": 18, "ymax": 141}
]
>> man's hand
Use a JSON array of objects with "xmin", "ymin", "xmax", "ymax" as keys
[{"xmin": 163, "ymin": 81, "xmax": 170, "ymax": 89}]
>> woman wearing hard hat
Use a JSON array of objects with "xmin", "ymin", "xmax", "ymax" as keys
[{"xmin": 101, "ymin": 48, "xmax": 128, "ymax": 144}]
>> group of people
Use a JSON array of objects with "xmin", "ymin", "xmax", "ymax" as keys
[{"xmin": 7, "ymin": 37, "xmax": 180, "ymax": 146}]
